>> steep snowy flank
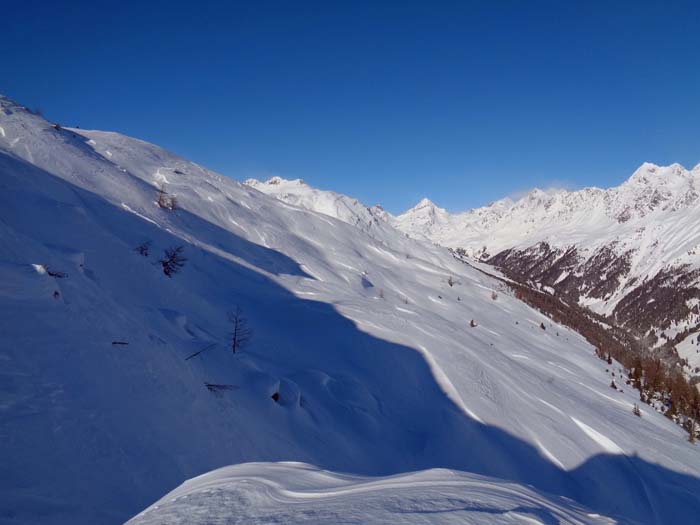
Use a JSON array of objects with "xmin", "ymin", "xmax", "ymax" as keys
[
  {"xmin": 245, "ymin": 176, "xmax": 393, "ymax": 240},
  {"xmin": 1, "ymin": 95, "xmax": 699, "ymax": 525},
  {"xmin": 393, "ymin": 164, "xmax": 700, "ymax": 375},
  {"xmin": 128, "ymin": 463, "xmax": 615, "ymax": 525}
]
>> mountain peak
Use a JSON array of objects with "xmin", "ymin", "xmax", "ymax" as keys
[
  {"xmin": 626, "ymin": 162, "xmax": 692, "ymax": 185},
  {"xmin": 245, "ymin": 176, "xmax": 307, "ymax": 188},
  {"xmin": 411, "ymin": 197, "xmax": 439, "ymax": 210}
]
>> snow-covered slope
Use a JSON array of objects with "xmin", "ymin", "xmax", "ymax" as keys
[
  {"xmin": 393, "ymin": 165, "xmax": 700, "ymax": 372},
  {"xmin": 1, "ymin": 95, "xmax": 699, "ymax": 525},
  {"xmin": 128, "ymin": 463, "xmax": 615, "ymax": 525},
  {"xmin": 245, "ymin": 176, "xmax": 394, "ymax": 240}
]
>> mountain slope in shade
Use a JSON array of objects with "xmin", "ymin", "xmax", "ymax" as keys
[
  {"xmin": 0, "ymin": 95, "xmax": 699, "ymax": 525},
  {"xmin": 393, "ymin": 164, "xmax": 700, "ymax": 375}
]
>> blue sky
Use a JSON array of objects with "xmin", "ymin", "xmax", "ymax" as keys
[{"xmin": 3, "ymin": 1, "xmax": 699, "ymax": 213}]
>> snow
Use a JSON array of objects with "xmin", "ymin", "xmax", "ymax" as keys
[
  {"xmin": 676, "ymin": 331, "xmax": 700, "ymax": 372},
  {"xmin": 0, "ymin": 94, "xmax": 699, "ymax": 525},
  {"xmin": 391, "ymin": 162, "xmax": 700, "ymax": 328},
  {"xmin": 127, "ymin": 463, "xmax": 615, "ymax": 525},
  {"xmin": 570, "ymin": 418, "xmax": 624, "ymax": 455}
]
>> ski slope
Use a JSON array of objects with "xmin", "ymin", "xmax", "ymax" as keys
[{"xmin": 0, "ymin": 95, "xmax": 699, "ymax": 525}]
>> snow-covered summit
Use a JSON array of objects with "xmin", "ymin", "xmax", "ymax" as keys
[
  {"xmin": 393, "ymin": 161, "xmax": 700, "ymax": 254},
  {"xmin": 244, "ymin": 175, "xmax": 395, "ymax": 239}
]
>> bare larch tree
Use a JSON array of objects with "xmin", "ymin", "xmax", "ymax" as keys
[{"xmin": 229, "ymin": 306, "xmax": 252, "ymax": 353}]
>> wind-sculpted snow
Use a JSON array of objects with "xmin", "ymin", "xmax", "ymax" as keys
[
  {"xmin": 127, "ymin": 463, "xmax": 616, "ymax": 525},
  {"xmin": 0, "ymin": 95, "xmax": 699, "ymax": 525}
]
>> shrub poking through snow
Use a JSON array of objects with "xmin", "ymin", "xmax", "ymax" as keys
[
  {"xmin": 229, "ymin": 306, "xmax": 252, "ymax": 353},
  {"xmin": 134, "ymin": 241, "xmax": 151, "ymax": 257},
  {"xmin": 159, "ymin": 246, "xmax": 186, "ymax": 277},
  {"xmin": 156, "ymin": 183, "xmax": 178, "ymax": 210}
]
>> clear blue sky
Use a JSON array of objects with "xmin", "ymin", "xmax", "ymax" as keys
[{"xmin": 3, "ymin": 0, "xmax": 699, "ymax": 213}]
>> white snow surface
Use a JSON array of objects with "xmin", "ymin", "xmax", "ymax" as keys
[
  {"xmin": 128, "ymin": 462, "xmax": 615, "ymax": 525},
  {"xmin": 0, "ymin": 95, "xmax": 699, "ymax": 525}
]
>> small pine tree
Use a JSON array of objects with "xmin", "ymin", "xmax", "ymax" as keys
[
  {"xmin": 229, "ymin": 306, "xmax": 252, "ymax": 353},
  {"xmin": 159, "ymin": 246, "xmax": 187, "ymax": 277}
]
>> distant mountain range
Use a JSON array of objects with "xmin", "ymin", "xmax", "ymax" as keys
[{"xmin": 250, "ymin": 164, "xmax": 700, "ymax": 377}]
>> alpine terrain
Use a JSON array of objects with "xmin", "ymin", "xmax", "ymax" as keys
[
  {"xmin": 390, "ymin": 168, "xmax": 700, "ymax": 380},
  {"xmin": 2, "ymin": 94, "xmax": 699, "ymax": 525}
]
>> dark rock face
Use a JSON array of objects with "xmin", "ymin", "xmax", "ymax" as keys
[
  {"xmin": 486, "ymin": 242, "xmax": 700, "ymax": 376},
  {"xmin": 613, "ymin": 266, "xmax": 700, "ymax": 338},
  {"xmin": 487, "ymin": 242, "xmax": 632, "ymax": 306}
]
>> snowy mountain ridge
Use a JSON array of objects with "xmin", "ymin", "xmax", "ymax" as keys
[
  {"xmin": 1, "ymin": 94, "xmax": 700, "ymax": 525},
  {"xmin": 393, "ymin": 162, "xmax": 700, "ymax": 255},
  {"xmin": 390, "ymin": 163, "xmax": 700, "ymax": 375},
  {"xmin": 244, "ymin": 175, "xmax": 392, "ymax": 239}
]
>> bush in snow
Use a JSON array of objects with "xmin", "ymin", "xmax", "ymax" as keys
[
  {"xmin": 134, "ymin": 241, "xmax": 151, "ymax": 257},
  {"xmin": 157, "ymin": 183, "xmax": 178, "ymax": 211},
  {"xmin": 159, "ymin": 246, "xmax": 187, "ymax": 277}
]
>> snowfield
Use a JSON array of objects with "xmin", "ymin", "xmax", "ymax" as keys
[
  {"xmin": 0, "ymin": 95, "xmax": 699, "ymax": 525},
  {"xmin": 127, "ymin": 463, "xmax": 616, "ymax": 525}
]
